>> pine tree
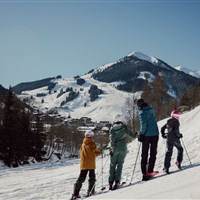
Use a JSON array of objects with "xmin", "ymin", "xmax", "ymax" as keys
[
  {"xmin": 0, "ymin": 87, "xmax": 34, "ymax": 167},
  {"xmin": 141, "ymin": 76, "xmax": 169, "ymax": 120},
  {"xmin": 1, "ymin": 87, "xmax": 19, "ymax": 166},
  {"xmin": 151, "ymin": 76, "xmax": 168, "ymax": 120},
  {"xmin": 31, "ymin": 112, "xmax": 46, "ymax": 161}
]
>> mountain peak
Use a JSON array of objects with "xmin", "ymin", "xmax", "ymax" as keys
[{"xmin": 127, "ymin": 51, "xmax": 159, "ymax": 65}]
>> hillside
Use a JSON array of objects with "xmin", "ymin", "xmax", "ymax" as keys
[
  {"xmin": 0, "ymin": 105, "xmax": 200, "ymax": 199},
  {"xmin": 17, "ymin": 77, "xmax": 139, "ymax": 122},
  {"xmin": 90, "ymin": 52, "xmax": 198, "ymax": 95}
]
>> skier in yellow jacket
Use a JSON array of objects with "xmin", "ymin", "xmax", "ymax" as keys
[{"xmin": 72, "ymin": 130, "xmax": 101, "ymax": 199}]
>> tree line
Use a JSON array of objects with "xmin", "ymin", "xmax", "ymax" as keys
[
  {"xmin": 123, "ymin": 76, "xmax": 200, "ymax": 132},
  {"xmin": 0, "ymin": 87, "xmax": 83, "ymax": 167},
  {"xmin": 0, "ymin": 88, "xmax": 46, "ymax": 167}
]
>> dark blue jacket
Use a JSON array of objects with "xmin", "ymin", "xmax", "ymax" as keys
[{"xmin": 161, "ymin": 118, "xmax": 182, "ymax": 142}]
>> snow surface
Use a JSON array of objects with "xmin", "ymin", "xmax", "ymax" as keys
[
  {"xmin": 19, "ymin": 77, "xmax": 141, "ymax": 122},
  {"xmin": 137, "ymin": 71, "xmax": 155, "ymax": 83},
  {"xmin": 0, "ymin": 105, "xmax": 200, "ymax": 199}
]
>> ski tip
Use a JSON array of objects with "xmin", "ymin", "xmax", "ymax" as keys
[{"xmin": 101, "ymin": 187, "xmax": 106, "ymax": 191}]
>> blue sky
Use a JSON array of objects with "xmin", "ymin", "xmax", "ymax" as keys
[{"xmin": 0, "ymin": 0, "xmax": 200, "ymax": 88}]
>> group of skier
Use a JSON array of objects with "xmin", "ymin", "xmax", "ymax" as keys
[{"xmin": 71, "ymin": 98, "xmax": 184, "ymax": 199}]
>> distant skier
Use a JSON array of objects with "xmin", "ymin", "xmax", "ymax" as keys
[
  {"xmin": 136, "ymin": 99, "xmax": 159, "ymax": 181},
  {"xmin": 108, "ymin": 114, "xmax": 138, "ymax": 190},
  {"xmin": 161, "ymin": 109, "xmax": 184, "ymax": 174},
  {"xmin": 71, "ymin": 130, "xmax": 101, "ymax": 199}
]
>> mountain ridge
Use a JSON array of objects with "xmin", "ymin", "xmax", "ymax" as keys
[{"xmin": 6, "ymin": 51, "xmax": 199, "ymax": 122}]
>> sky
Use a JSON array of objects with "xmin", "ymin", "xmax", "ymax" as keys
[
  {"xmin": 0, "ymin": 104, "xmax": 200, "ymax": 199},
  {"xmin": 0, "ymin": 0, "xmax": 200, "ymax": 88}
]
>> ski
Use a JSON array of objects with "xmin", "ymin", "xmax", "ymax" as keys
[
  {"xmin": 110, "ymin": 181, "xmax": 126, "ymax": 190},
  {"xmin": 119, "ymin": 181, "xmax": 127, "ymax": 188},
  {"xmin": 81, "ymin": 187, "xmax": 109, "ymax": 199},
  {"xmin": 101, "ymin": 186, "xmax": 106, "ymax": 191},
  {"xmin": 70, "ymin": 194, "xmax": 82, "ymax": 200},
  {"xmin": 149, "ymin": 170, "xmax": 159, "ymax": 176}
]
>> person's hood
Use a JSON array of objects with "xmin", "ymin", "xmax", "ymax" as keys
[
  {"xmin": 112, "ymin": 122, "xmax": 124, "ymax": 131},
  {"xmin": 139, "ymin": 102, "xmax": 149, "ymax": 109},
  {"xmin": 83, "ymin": 137, "xmax": 94, "ymax": 145}
]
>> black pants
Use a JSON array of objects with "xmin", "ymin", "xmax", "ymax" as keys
[
  {"xmin": 164, "ymin": 139, "xmax": 183, "ymax": 169},
  {"xmin": 77, "ymin": 169, "xmax": 95, "ymax": 182},
  {"xmin": 73, "ymin": 170, "xmax": 96, "ymax": 196},
  {"xmin": 141, "ymin": 135, "xmax": 159, "ymax": 174}
]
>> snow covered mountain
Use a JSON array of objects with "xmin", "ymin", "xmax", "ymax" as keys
[
  {"xmin": 1, "ymin": 104, "xmax": 200, "ymax": 199},
  {"xmin": 17, "ymin": 76, "xmax": 139, "ymax": 122},
  {"xmin": 12, "ymin": 52, "xmax": 199, "ymax": 122},
  {"xmin": 175, "ymin": 66, "xmax": 200, "ymax": 78}
]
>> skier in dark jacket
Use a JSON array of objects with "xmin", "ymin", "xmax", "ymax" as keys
[
  {"xmin": 108, "ymin": 114, "xmax": 137, "ymax": 190},
  {"xmin": 161, "ymin": 109, "xmax": 183, "ymax": 174},
  {"xmin": 136, "ymin": 99, "xmax": 159, "ymax": 181}
]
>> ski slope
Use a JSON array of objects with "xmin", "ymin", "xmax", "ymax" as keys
[{"xmin": 0, "ymin": 106, "xmax": 200, "ymax": 199}]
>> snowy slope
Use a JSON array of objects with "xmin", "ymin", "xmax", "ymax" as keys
[
  {"xmin": 0, "ymin": 105, "xmax": 200, "ymax": 199},
  {"xmin": 19, "ymin": 76, "xmax": 141, "ymax": 122}
]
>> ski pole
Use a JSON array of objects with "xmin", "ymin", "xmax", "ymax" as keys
[
  {"xmin": 129, "ymin": 142, "xmax": 141, "ymax": 185},
  {"xmin": 181, "ymin": 138, "xmax": 192, "ymax": 165},
  {"xmin": 88, "ymin": 154, "xmax": 110, "ymax": 196},
  {"xmin": 101, "ymin": 151, "xmax": 105, "ymax": 191}
]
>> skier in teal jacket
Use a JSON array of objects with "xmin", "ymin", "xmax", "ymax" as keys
[
  {"xmin": 136, "ymin": 98, "xmax": 159, "ymax": 181},
  {"xmin": 108, "ymin": 114, "xmax": 137, "ymax": 190}
]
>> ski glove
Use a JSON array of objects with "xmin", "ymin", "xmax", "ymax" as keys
[
  {"xmin": 138, "ymin": 133, "xmax": 145, "ymax": 142},
  {"xmin": 179, "ymin": 133, "xmax": 183, "ymax": 138},
  {"xmin": 162, "ymin": 133, "xmax": 167, "ymax": 139},
  {"xmin": 107, "ymin": 146, "xmax": 114, "ymax": 156},
  {"xmin": 99, "ymin": 148, "xmax": 104, "ymax": 154}
]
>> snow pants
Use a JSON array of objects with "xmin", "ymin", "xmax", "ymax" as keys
[
  {"xmin": 73, "ymin": 169, "xmax": 96, "ymax": 196},
  {"xmin": 164, "ymin": 139, "xmax": 183, "ymax": 169},
  {"xmin": 108, "ymin": 151, "xmax": 126, "ymax": 184},
  {"xmin": 141, "ymin": 135, "xmax": 159, "ymax": 174}
]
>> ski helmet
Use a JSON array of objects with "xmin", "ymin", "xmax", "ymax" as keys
[
  {"xmin": 84, "ymin": 130, "xmax": 94, "ymax": 138},
  {"xmin": 136, "ymin": 98, "xmax": 145, "ymax": 108},
  {"xmin": 170, "ymin": 110, "xmax": 180, "ymax": 119}
]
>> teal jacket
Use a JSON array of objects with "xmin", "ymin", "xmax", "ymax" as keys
[
  {"xmin": 138, "ymin": 104, "xmax": 159, "ymax": 136},
  {"xmin": 109, "ymin": 122, "xmax": 137, "ymax": 153}
]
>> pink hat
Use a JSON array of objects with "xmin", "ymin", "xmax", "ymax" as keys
[
  {"xmin": 85, "ymin": 130, "xmax": 94, "ymax": 138},
  {"xmin": 170, "ymin": 110, "xmax": 180, "ymax": 119}
]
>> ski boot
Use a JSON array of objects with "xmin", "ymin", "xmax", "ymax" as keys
[
  {"xmin": 109, "ymin": 181, "xmax": 113, "ymax": 190},
  {"xmin": 163, "ymin": 168, "xmax": 170, "ymax": 174},
  {"xmin": 146, "ymin": 171, "xmax": 159, "ymax": 178},
  {"xmin": 71, "ymin": 194, "xmax": 81, "ymax": 200},
  {"xmin": 175, "ymin": 162, "xmax": 182, "ymax": 170},
  {"xmin": 112, "ymin": 181, "xmax": 120, "ymax": 190},
  {"xmin": 142, "ymin": 173, "xmax": 150, "ymax": 181}
]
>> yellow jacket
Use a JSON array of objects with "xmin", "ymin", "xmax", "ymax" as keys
[{"xmin": 80, "ymin": 137, "xmax": 101, "ymax": 170}]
